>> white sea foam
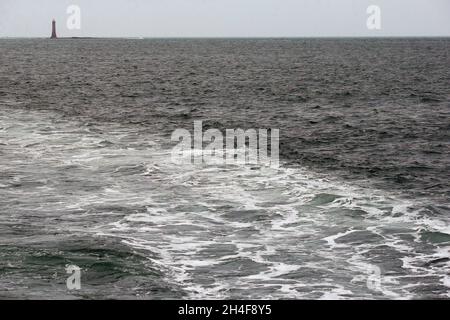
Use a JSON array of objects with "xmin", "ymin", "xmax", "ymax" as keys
[{"xmin": 1, "ymin": 106, "xmax": 449, "ymax": 299}]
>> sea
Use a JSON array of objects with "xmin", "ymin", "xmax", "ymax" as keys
[{"xmin": 0, "ymin": 38, "xmax": 449, "ymax": 299}]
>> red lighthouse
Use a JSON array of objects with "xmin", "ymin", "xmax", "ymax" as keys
[{"xmin": 51, "ymin": 19, "xmax": 57, "ymax": 39}]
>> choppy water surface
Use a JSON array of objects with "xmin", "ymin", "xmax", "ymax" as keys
[{"xmin": 0, "ymin": 39, "xmax": 449, "ymax": 299}]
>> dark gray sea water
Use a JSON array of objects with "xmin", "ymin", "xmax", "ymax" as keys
[{"xmin": 0, "ymin": 38, "xmax": 449, "ymax": 299}]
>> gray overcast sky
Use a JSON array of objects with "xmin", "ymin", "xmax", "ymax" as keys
[{"xmin": 0, "ymin": 0, "xmax": 449, "ymax": 37}]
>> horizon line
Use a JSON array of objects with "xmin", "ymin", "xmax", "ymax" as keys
[{"xmin": 1, "ymin": 35, "xmax": 450, "ymax": 40}]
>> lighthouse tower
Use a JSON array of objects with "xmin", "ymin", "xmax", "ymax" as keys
[{"xmin": 51, "ymin": 19, "xmax": 57, "ymax": 39}]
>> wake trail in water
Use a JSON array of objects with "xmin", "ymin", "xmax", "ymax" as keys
[{"xmin": 1, "ymin": 107, "xmax": 449, "ymax": 299}]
